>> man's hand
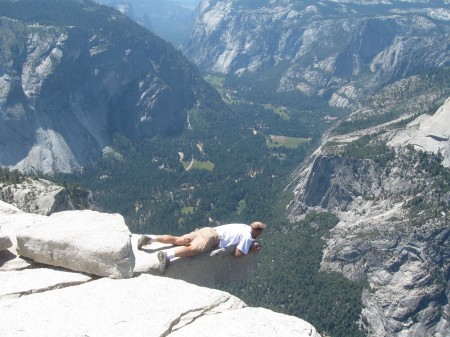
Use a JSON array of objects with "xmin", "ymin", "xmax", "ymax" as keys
[
  {"xmin": 250, "ymin": 241, "xmax": 261, "ymax": 253},
  {"xmin": 210, "ymin": 248, "xmax": 226, "ymax": 256}
]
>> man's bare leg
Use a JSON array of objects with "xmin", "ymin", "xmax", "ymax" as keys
[
  {"xmin": 171, "ymin": 245, "xmax": 197, "ymax": 257},
  {"xmin": 138, "ymin": 233, "xmax": 191, "ymax": 250},
  {"xmin": 156, "ymin": 235, "xmax": 191, "ymax": 246}
]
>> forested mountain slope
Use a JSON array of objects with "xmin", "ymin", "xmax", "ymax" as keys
[
  {"xmin": 286, "ymin": 71, "xmax": 450, "ymax": 337},
  {"xmin": 0, "ymin": 0, "xmax": 222, "ymax": 174},
  {"xmin": 183, "ymin": 0, "xmax": 450, "ymax": 107}
]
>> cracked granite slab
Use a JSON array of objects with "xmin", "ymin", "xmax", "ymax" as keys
[
  {"xmin": 0, "ymin": 275, "xmax": 242, "ymax": 336},
  {"xmin": 0, "ymin": 274, "xmax": 321, "ymax": 336}
]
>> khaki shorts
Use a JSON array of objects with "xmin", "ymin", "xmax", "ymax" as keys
[{"xmin": 183, "ymin": 227, "xmax": 220, "ymax": 254}]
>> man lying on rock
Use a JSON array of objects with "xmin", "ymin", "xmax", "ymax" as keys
[{"xmin": 137, "ymin": 222, "xmax": 266, "ymax": 274}]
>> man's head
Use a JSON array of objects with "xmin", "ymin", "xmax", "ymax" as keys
[{"xmin": 250, "ymin": 221, "xmax": 266, "ymax": 239}]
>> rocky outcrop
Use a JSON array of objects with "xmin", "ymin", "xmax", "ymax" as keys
[
  {"xmin": 286, "ymin": 98, "xmax": 450, "ymax": 336},
  {"xmin": 388, "ymin": 97, "xmax": 450, "ymax": 167},
  {"xmin": 0, "ymin": 201, "xmax": 321, "ymax": 336},
  {"xmin": 321, "ymin": 198, "xmax": 450, "ymax": 337},
  {"xmin": 0, "ymin": 230, "xmax": 12, "ymax": 251},
  {"xmin": 0, "ymin": 0, "xmax": 221, "ymax": 174},
  {"xmin": 289, "ymin": 154, "xmax": 450, "ymax": 337},
  {"xmin": 183, "ymin": 0, "xmax": 450, "ymax": 107},
  {"xmin": 292, "ymin": 155, "xmax": 382, "ymax": 212},
  {"xmin": 0, "ymin": 268, "xmax": 92, "ymax": 300},
  {"xmin": 0, "ymin": 177, "xmax": 96, "ymax": 215},
  {"xmin": 0, "ymin": 272, "xmax": 321, "ymax": 337},
  {"xmin": 1, "ymin": 202, "xmax": 134, "ymax": 278}
]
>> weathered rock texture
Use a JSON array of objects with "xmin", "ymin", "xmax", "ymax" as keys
[
  {"xmin": 0, "ymin": 201, "xmax": 321, "ymax": 337},
  {"xmin": 0, "ymin": 268, "xmax": 92, "ymax": 300},
  {"xmin": 0, "ymin": 0, "xmax": 221, "ymax": 174},
  {"xmin": 0, "ymin": 201, "xmax": 135, "ymax": 278},
  {"xmin": 17, "ymin": 210, "xmax": 134, "ymax": 278},
  {"xmin": 0, "ymin": 177, "xmax": 96, "ymax": 215},
  {"xmin": 184, "ymin": 0, "xmax": 450, "ymax": 107},
  {"xmin": 0, "ymin": 273, "xmax": 321, "ymax": 337},
  {"xmin": 388, "ymin": 97, "xmax": 450, "ymax": 167},
  {"xmin": 286, "ymin": 97, "xmax": 450, "ymax": 336},
  {"xmin": 169, "ymin": 306, "xmax": 321, "ymax": 337},
  {"xmin": 0, "ymin": 230, "xmax": 12, "ymax": 251}
]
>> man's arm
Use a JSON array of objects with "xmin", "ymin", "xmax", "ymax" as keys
[
  {"xmin": 235, "ymin": 242, "xmax": 260, "ymax": 257},
  {"xmin": 235, "ymin": 248, "xmax": 246, "ymax": 257}
]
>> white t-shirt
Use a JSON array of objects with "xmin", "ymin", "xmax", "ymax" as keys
[{"xmin": 214, "ymin": 223, "xmax": 253, "ymax": 254}]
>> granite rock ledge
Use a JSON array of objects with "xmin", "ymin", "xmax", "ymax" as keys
[{"xmin": 0, "ymin": 201, "xmax": 321, "ymax": 337}]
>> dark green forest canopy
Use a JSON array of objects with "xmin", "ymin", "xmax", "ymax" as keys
[
  {"xmin": 221, "ymin": 212, "xmax": 367, "ymax": 337},
  {"xmin": 56, "ymin": 95, "xmax": 364, "ymax": 337}
]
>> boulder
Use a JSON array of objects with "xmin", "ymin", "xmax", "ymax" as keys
[
  {"xmin": 0, "ymin": 274, "xmax": 321, "ymax": 337},
  {"xmin": 0, "ymin": 230, "xmax": 12, "ymax": 251},
  {"xmin": 16, "ymin": 210, "xmax": 134, "ymax": 278},
  {"xmin": 0, "ymin": 249, "xmax": 31, "ymax": 271},
  {"xmin": 0, "ymin": 201, "xmax": 38, "ymax": 253}
]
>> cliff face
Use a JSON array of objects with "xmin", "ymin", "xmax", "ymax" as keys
[
  {"xmin": 388, "ymin": 97, "xmax": 450, "ymax": 168},
  {"xmin": 183, "ymin": 0, "xmax": 450, "ymax": 107},
  {"xmin": 290, "ymin": 154, "xmax": 450, "ymax": 337},
  {"xmin": 0, "ymin": 0, "xmax": 221, "ymax": 174},
  {"xmin": 286, "ymin": 91, "xmax": 450, "ymax": 336},
  {"xmin": 296, "ymin": 155, "xmax": 381, "ymax": 211}
]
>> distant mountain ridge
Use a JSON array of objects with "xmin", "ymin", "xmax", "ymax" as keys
[
  {"xmin": 183, "ymin": 0, "xmax": 450, "ymax": 107},
  {"xmin": 0, "ymin": 0, "xmax": 221, "ymax": 174},
  {"xmin": 96, "ymin": 0, "xmax": 198, "ymax": 47}
]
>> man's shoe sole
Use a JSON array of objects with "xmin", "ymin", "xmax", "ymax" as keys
[
  {"xmin": 158, "ymin": 251, "xmax": 169, "ymax": 274},
  {"xmin": 137, "ymin": 235, "xmax": 151, "ymax": 250}
]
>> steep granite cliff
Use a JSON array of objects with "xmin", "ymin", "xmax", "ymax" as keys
[
  {"xmin": 183, "ymin": 0, "xmax": 450, "ymax": 107},
  {"xmin": 286, "ymin": 80, "xmax": 450, "ymax": 336},
  {"xmin": 0, "ymin": 0, "xmax": 222, "ymax": 174}
]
